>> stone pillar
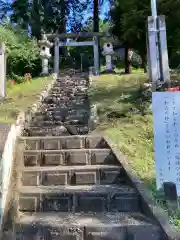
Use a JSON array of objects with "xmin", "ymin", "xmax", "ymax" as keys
[
  {"xmin": 102, "ymin": 43, "xmax": 115, "ymax": 73},
  {"xmin": 0, "ymin": 43, "xmax": 6, "ymax": 100},
  {"xmin": 157, "ymin": 15, "xmax": 170, "ymax": 84},
  {"xmin": 54, "ymin": 37, "xmax": 59, "ymax": 75},
  {"xmin": 105, "ymin": 55, "xmax": 112, "ymax": 71},
  {"xmin": 42, "ymin": 58, "xmax": 49, "ymax": 75},
  {"xmin": 93, "ymin": 36, "xmax": 99, "ymax": 76},
  {"xmin": 147, "ymin": 16, "xmax": 160, "ymax": 87}
]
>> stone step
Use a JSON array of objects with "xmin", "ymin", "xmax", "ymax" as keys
[
  {"xmin": 24, "ymin": 126, "xmax": 70, "ymax": 137},
  {"xmin": 47, "ymin": 92, "xmax": 88, "ymax": 97},
  {"xmin": 21, "ymin": 165, "xmax": 123, "ymax": 186},
  {"xmin": 42, "ymin": 97, "xmax": 89, "ymax": 105},
  {"xmin": 23, "ymin": 149, "xmax": 117, "ymax": 167},
  {"xmin": 20, "ymin": 135, "xmax": 109, "ymax": 150},
  {"xmin": 18, "ymin": 185, "xmax": 140, "ymax": 213},
  {"xmin": 55, "ymin": 79, "xmax": 87, "ymax": 83},
  {"xmin": 44, "ymin": 91, "xmax": 88, "ymax": 97},
  {"xmin": 38, "ymin": 108, "xmax": 89, "ymax": 116},
  {"xmin": 24, "ymin": 125, "xmax": 89, "ymax": 136},
  {"xmin": 43, "ymin": 96, "xmax": 88, "ymax": 102},
  {"xmin": 50, "ymin": 88, "xmax": 87, "ymax": 93},
  {"xmin": 40, "ymin": 103, "xmax": 90, "ymax": 111},
  {"xmin": 15, "ymin": 212, "xmax": 162, "ymax": 240},
  {"xmin": 38, "ymin": 108, "xmax": 90, "ymax": 116},
  {"xmin": 29, "ymin": 120, "xmax": 89, "ymax": 128},
  {"xmin": 42, "ymin": 101, "xmax": 89, "ymax": 107},
  {"xmin": 56, "ymin": 77, "xmax": 87, "ymax": 81},
  {"xmin": 52, "ymin": 82, "xmax": 87, "ymax": 88},
  {"xmin": 32, "ymin": 112, "xmax": 89, "ymax": 119},
  {"xmin": 34, "ymin": 109, "xmax": 89, "ymax": 119},
  {"xmin": 30, "ymin": 115, "xmax": 89, "ymax": 127},
  {"xmin": 48, "ymin": 91, "xmax": 86, "ymax": 96},
  {"xmin": 54, "ymin": 79, "xmax": 87, "ymax": 83},
  {"xmin": 48, "ymin": 89, "xmax": 88, "ymax": 94}
]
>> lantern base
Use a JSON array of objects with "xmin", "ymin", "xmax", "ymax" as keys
[
  {"xmin": 40, "ymin": 72, "xmax": 50, "ymax": 77},
  {"xmin": 101, "ymin": 69, "xmax": 116, "ymax": 74}
]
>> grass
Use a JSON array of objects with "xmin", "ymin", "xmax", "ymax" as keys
[
  {"xmin": 0, "ymin": 76, "xmax": 52, "ymax": 124},
  {"xmin": 89, "ymin": 72, "xmax": 180, "ymax": 230},
  {"xmin": 89, "ymin": 73, "xmax": 154, "ymax": 186}
]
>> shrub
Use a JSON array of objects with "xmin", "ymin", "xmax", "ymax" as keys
[
  {"xmin": 0, "ymin": 23, "xmax": 41, "ymax": 81},
  {"xmin": 10, "ymin": 73, "xmax": 25, "ymax": 84}
]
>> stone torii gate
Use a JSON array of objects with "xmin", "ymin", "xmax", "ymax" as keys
[{"xmin": 46, "ymin": 32, "xmax": 110, "ymax": 76}]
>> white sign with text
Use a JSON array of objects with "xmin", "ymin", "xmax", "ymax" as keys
[{"xmin": 152, "ymin": 92, "xmax": 180, "ymax": 195}]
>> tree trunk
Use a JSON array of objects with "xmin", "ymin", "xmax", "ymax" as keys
[
  {"xmin": 93, "ymin": 0, "xmax": 99, "ymax": 32},
  {"xmin": 30, "ymin": 0, "xmax": 42, "ymax": 40},
  {"xmin": 125, "ymin": 47, "xmax": 132, "ymax": 74},
  {"xmin": 141, "ymin": 53, "xmax": 147, "ymax": 73},
  {"xmin": 59, "ymin": 1, "xmax": 67, "ymax": 58},
  {"xmin": 93, "ymin": 0, "xmax": 100, "ymax": 72}
]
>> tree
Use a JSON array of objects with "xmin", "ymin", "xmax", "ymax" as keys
[
  {"xmin": 30, "ymin": 0, "xmax": 44, "ymax": 39},
  {"xmin": 110, "ymin": 0, "xmax": 180, "ymax": 72},
  {"xmin": 11, "ymin": 0, "xmax": 30, "ymax": 31},
  {"xmin": 158, "ymin": 0, "xmax": 180, "ymax": 60},
  {"xmin": 0, "ymin": 23, "xmax": 40, "ymax": 78},
  {"xmin": 10, "ymin": 0, "xmax": 91, "ymax": 39},
  {"xmin": 0, "ymin": 0, "xmax": 11, "ymax": 21},
  {"xmin": 68, "ymin": 0, "xmax": 91, "ymax": 32},
  {"xmin": 110, "ymin": 0, "xmax": 150, "ymax": 73},
  {"xmin": 93, "ymin": 0, "xmax": 99, "ymax": 32}
]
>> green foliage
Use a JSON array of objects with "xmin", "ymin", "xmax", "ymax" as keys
[
  {"xmin": 67, "ymin": 17, "xmax": 113, "ymax": 69},
  {"xmin": 9, "ymin": 0, "xmax": 92, "ymax": 39},
  {"xmin": 10, "ymin": 73, "xmax": 25, "ymax": 84},
  {"xmin": 0, "ymin": 0, "xmax": 11, "ymax": 21},
  {"xmin": 169, "ymin": 52, "xmax": 180, "ymax": 69},
  {"xmin": 110, "ymin": 0, "xmax": 180, "ymax": 65},
  {"xmin": 110, "ymin": 0, "xmax": 149, "ymax": 60},
  {"xmin": 0, "ymin": 24, "xmax": 40, "ymax": 80},
  {"xmin": 11, "ymin": 0, "xmax": 30, "ymax": 30}
]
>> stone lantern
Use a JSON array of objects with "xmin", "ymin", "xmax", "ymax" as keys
[
  {"xmin": 38, "ymin": 34, "xmax": 53, "ymax": 75},
  {"xmin": 102, "ymin": 42, "xmax": 115, "ymax": 73}
]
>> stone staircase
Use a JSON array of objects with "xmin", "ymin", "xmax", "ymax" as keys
[
  {"xmin": 4, "ymin": 71, "xmax": 166, "ymax": 239},
  {"xmin": 24, "ymin": 72, "xmax": 90, "ymax": 137}
]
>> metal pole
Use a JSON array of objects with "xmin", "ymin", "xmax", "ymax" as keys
[{"xmin": 151, "ymin": 0, "xmax": 157, "ymax": 18}]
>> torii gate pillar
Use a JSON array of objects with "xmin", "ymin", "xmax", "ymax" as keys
[{"xmin": 54, "ymin": 37, "xmax": 59, "ymax": 75}]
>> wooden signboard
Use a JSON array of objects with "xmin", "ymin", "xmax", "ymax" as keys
[{"xmin": 152, "ymin": 92, "xmax": 180, "ymax": 195}]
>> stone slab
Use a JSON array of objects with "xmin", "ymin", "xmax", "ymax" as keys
[
  {"xmin": 21, "ymin": 165, "xmax": 122, "ymax": 187},
  {"xmin": 15, "ymin": 212, "xmax": 162, "ymax": 240},
  {"xmin": 0, "ymin": 124, "xmax": 11, "ymax": 157}
]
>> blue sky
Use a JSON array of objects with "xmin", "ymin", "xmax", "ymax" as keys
[
  {"xmin": 100, "ymin": 0, "xmax": 109, "ymax": 19},
  {"xmin": 4, "ymin": 0, "xmax": 109, "ymax": 21},
  {"xmin": 80, "ymin": 0, "xmax": 110, "ymax": 26},
  {"xmin": 3, "ymin": 0, "xmax": 110, "ymax": 32}
]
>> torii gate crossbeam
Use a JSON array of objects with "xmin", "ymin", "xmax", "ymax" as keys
[{"xmin": 54, "ymin": 37, "xmax": 99, "ymax": 75}]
